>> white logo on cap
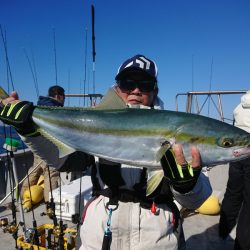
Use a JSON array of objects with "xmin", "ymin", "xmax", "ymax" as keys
[
  {"xmin": 124, "ymin": 56, "xmax": 151, "ymax": 70},
  {"xmin": 139, "ymin": 56, "xmax": 150, "ymax": 69}
]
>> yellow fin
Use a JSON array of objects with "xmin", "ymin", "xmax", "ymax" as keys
[
  {"xmin": 155, "ymin": 142, "xmax": 171, "ymax": 162},
  {"xmin": 95, "ymin": 88, "xmax": 127, "ymax": 110},
  {"xmin": 38, "ymin": 128, "xmax": 76, "ymax": 158},
  {"xmin": 146, "ymin": 170, "xmax": 164, "ymax": 196},
  {"xmin": 0, "ymin": 86, "xmax": 9, "ymax": 99}
]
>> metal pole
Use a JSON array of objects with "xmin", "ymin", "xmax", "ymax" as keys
[{"xmin": 9, "ymin": 151, "xmax": 26, "ymax": 232}]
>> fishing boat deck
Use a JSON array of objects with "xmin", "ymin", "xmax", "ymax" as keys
[{"xmin": 0, "ymin": 163, "xmax": 235, "ymax": 249}]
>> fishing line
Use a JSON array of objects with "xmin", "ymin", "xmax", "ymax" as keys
[
  {"xmin": 23, "ymin": 48, "xmax": 39, "ymax": 99},
  {"xmin": 30, "ymin": 46, "xmax": 39, "ymax": 97}
]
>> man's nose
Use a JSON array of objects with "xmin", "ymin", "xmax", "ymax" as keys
[{"xmin": 130, "ymin": 87, "xmax": 141, "ymax": 94}]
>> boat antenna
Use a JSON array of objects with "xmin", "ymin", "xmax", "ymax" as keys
[
  {"xmin": 0, "ymin": 25, "xmax": 15, "ymax": 92},
  {"xmin": 207, "ymin": 56, "xmax": 214, "ymax": 116},
  {"xmin": 79, "ymin": 78, "xmax": 82, "ymax": 107},
  {"xmin": 192, "ymin": 54, "xmax": 194, "ymax": 92},
  {"xmin": 23, "ymin": 48, "xmax": 39, "ymax": 98},
  {"xmin": 83, "ymin": 28, "xmax": 88, "ymax": 106},
  {"xmin": 91, "ymin": 4, "xmax": 96, "ymax": 94},
  {"xmin": 68, "ymin": 69, "xmax": 70, "ymax": 106},
  {"xmin": 53, "ymin": 27, "xmax": 58, "ymax": 85}
]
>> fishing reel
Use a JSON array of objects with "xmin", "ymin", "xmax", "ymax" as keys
[
  {"xmin": 24, "ymin": 227, "xmax": 40, "ymax": 243},
  {"xmin": 53, "ymin": 223, "xmax": 67, "ymax": 238},
  {"xmin": 0, "ymin": 217, "xmax": 18, "ymax": 234},
  {"xmin": 40, "ymin": 201, "xmax": 56, "ymax": 220}
]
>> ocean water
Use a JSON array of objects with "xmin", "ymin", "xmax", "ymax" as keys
[{"xmin": 0, "ymin": 125, "xmax": 27, "ymax": 154}]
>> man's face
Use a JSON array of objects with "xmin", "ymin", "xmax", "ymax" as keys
[
  {"xmin": 55, "ymin": 94, "xmax": 65, "ymax": 105},
  {"xmin": 116, "ymin": 72, "xmax": 157, "ymax": 107}
]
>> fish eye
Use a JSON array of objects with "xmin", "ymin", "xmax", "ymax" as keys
[{"xmin": 218, "ymin": 138, "xmax": 234, "ymax": 148}]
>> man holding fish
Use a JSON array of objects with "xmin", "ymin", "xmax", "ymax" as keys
[{"xmin": 0, "ymin": 54, "xmax": 249, "ymax": 249}]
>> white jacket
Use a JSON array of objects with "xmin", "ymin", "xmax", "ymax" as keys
[{"xmin": 234, "ymin": 90, "xmax": 250, "ymax": 133}]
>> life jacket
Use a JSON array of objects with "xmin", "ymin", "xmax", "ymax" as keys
[
  {"xmin": 88, "ymin": 159, "xmax": 180, "ymax": 230},
  {"xmin": 91, "ymin": 159, "xmax": 174, "ymax": 207}
]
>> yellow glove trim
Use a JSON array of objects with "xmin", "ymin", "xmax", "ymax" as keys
[
  {"xmin": 1, "ymin": 104, "xmax": 8, "ymax": 116},
  {"xmin": 15, "ymin": 105, "xmax": 25, "ymax": 119},
  {"xmin": 188, "ymin": 163, "xmax": 194, "ymax": 177},
  {"xmin": 177, "ymin": 164, "xmax": 184, "ymax": 178},
  {"xmin": 7, "ymin": 102, "xmax": 19, "ymax": 117}
]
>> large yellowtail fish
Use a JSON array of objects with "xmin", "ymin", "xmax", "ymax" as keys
[{"xmin": 1, "ymin": 87, "xmax": 250, "ymax": 194}]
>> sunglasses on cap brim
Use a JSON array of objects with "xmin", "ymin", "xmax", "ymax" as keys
[{"xmin": 117, "ymin": 79, "xmax": 156, "ymax": 93}]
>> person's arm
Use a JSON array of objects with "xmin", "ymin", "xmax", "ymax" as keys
[
  {"xmin": 0, "ymin": 94, "xmax": 67, "ymax": 170},
  {"xmin": 172, "ymin": 171, "xmax": 212, "ymax": 210}
]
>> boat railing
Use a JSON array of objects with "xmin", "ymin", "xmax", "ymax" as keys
[
  {"xmin": 175, "ymin": 90, "xmax": 247, "ymax": 123},
  {"xmin": 65, "ymin": 93, "xmax": 103, "ymax": 107}
]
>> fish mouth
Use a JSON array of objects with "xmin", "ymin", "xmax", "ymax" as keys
[{"xmin": 233, "ymin": 146, "xmax": 250, "ymax": 157}]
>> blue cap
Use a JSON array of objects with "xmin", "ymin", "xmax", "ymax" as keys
[{"xmin": 115, "ymin": 54, "xmax": 158, "ymax": 81}]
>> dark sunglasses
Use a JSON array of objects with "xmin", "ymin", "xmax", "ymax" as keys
[{"xmin": 117, "ymin": 79, "xmax": 156, "ymax": 93}]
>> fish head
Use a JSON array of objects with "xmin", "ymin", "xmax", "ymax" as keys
[{"xmin": 197, "ymin": 127, "xmax": 250, "ymax": 166}]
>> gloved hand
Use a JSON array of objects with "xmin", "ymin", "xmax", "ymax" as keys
[
  {"xmin": 161, "ymin": 145, "xmax": 202, "ymax": 193},
  {"xmin": 0, "ymin": 101, "xmax": 39, "ymax": 136}
]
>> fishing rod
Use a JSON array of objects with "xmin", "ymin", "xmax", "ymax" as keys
[
  {"xmin": 41, "ymin": 166, "xmax": 68, "ymax": 249},
  {"xmin": 20, "ymin": 142, "xmax": 41, "ymax": 248},
  {"xmin": 0, "ymin": 27, "xmax": 25, "ymax": 247},
  {"xmin": 91, "ymin": 4, "xmax": 96, "ymax": 94},
  {"xmin": 0, "ymin": 25, "xmax": 15, "ymax": 92},
  {"xmin": 41, "ymin": 165, "xmax": 58, "ymax": 226},
  {"xmin": 58, "ymin": 172, "xmax": 65, "ymax": 250},
  {"xmin": 4, "ymin": 154, "xmax": 19, "ymax": 248},
  {"xmin": 2, "ymin": 138, "xmax": 44, "ymax": 249},
  {"xmin": 0, "ymin": 137, "xmax": 26, "ymax": 249},
  {"xmin": 83, "ymin": 28, "xmax": 88, "ymax": 107},
  {"xmin": 0, "ymin": 159, "xmax": 43, "ymax": 206},
  {"xmin": 23, "ymin": 48, "xmax": 39, "ymax": 99},
  {"xmin": 0, "ymin": 131, "xmax": 18, "ymax": 247},
  {"xmin": 53, "ymin": 27, "xmax": 58, "ymax": 85}
]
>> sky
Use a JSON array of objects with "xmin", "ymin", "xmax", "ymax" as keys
[{"xmin": 0, "ymin": 0, "xmax": 250, "ymax": 122}]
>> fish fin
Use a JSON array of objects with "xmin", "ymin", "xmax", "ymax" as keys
[
  {"xmin": 146, "ymin": 170, "xmax": 164, "ymax": 196},
  {"xmin": 0, "ymin": 86, "xmax": 9, "ymax": 99},
  {"xmin": 155, "ymin": 141, "xmax": 171, "ymax": 162},
  {"xmin": 38, "ymin": 128, "xmax": 76, "ymax": 158},
  {"xmin": 95, "ymin": 88, "xmax": 127, "ymax": 110}
]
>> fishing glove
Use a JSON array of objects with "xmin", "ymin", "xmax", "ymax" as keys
[
  {"xmin": 0, "ymin": 101, "xmax": 39, "ymax": 136},
  {"xmin": 161, "ymin": 148, "xmax": 201, "ymax": 193}
]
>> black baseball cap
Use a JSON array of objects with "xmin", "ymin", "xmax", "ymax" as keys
[{"xmin": 115, "ymin": 54, "xmax": 158, "ymax": 81}]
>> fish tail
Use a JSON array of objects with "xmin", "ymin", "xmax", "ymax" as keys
[{"xmin": 0, "ymin": 86, "xmax": 9, "ymax": 99}]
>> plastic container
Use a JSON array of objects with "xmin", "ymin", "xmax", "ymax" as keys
[{"xmin": 49, "ymin": 175, "xmax": 92, "ymax": 221}]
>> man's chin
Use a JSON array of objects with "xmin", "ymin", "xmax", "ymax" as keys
[{"xmin": 128, "ymin": 100, "xmax": 142, "ymax": 105}]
